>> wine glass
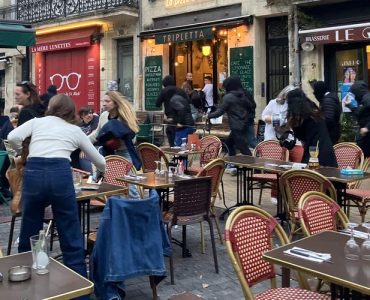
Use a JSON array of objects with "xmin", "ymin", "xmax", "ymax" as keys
[
  {"xmin": 181, "ymin": 138, "xmax": 187, "ymax": 150},
  {"xmin": 73, "ymin": 171, "xmax": 82, "ymax": 193},
  {"xmin": 345, "ymin": 222, "xmax": 360, "ymax": 260},
  {"xmin": 154, "ymin": 161, "xmax": 161, "ymax": 177},
  {"xmin": 362, "ymin": 223, "xmax": 370, "ymax": 260}
]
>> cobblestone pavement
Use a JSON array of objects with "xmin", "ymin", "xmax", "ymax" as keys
[{"xmin": 0, "ymin": 171, "xmax": 365, "ymax": 299}]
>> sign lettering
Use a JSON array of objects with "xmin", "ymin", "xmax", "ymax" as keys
[
  {"xmin": 230, "ymin": 47, "xmax": 254, "ymax": 94},
  {"xmin": 155, "ymin": 27, "xmax": 213, "ymax": 44},
  {"xmin": 145, "ymin": 56, "xmax": 163, "ymax": 111},
  {"xmin": 31, "ymin": 37, "xmax": 91, "ymax": 53}
]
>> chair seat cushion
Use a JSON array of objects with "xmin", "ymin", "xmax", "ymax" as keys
[
  {"xmin": 346, "ymin": 189, "xmax": 370, "ymax": 200},
  {"xmin": 256, "ymin": 288, "xmax": 330, "ymax": 300},
  {"xmin": 252, "ymin": 173, "xmax": 277, "ymax": 181}
]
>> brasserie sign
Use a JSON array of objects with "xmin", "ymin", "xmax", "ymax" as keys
[{"xmin": 155, "ymin": 27, "xmax": 213, "ymax": 44}]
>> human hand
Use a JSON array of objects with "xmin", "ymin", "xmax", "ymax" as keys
[
  {"xmin": 79, "ymin": 151, "xmax": 86, "ymax": 159},
  {"xmin": 360, "ymin": 127, "xmax": 369, "ymax": 136}
]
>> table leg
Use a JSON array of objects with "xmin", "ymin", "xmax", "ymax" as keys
[
  {"xmin": 330, "ymin": 283, "xmax": 337, "ymax": 300},
  {"xmin": 281, "ymin": 267, "xmax": 290, "ymax": 288},
  {"xmin": 275, "ymin": 174, "xmax": 286, "ymax": 224}
]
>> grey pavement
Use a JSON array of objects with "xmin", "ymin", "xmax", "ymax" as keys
[{"xmin": 0, "ymin": 171, "xmax": 366, "ymax": 299}]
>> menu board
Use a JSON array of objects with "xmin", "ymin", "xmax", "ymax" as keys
[
  {"xmin": 230, "ymin": 46, "xmax": 253, "ymax": 93},
  {"xmin": 144, "ymin": 55, "xmax": 162, "ymax": 111}
]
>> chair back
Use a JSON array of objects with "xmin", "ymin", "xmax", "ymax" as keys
[
  {"xmin": 104, "ymin": 155, "xmax": 136, "ymax": 187},
  {"xmin": 172, "ymin": 177, "xmax": 212, "ymax": 224},
  {"xmin": 334, "ymin": 142, "xmax": 364, "ymax": 170},
  {"xmin": 199, "ymin": 135, "xmax": 222, "ymax": 166},
  {"xmin": 196, "ymin": 158, "xmax": 225, "ymax": 199},
  {"xmin": 225, "ymin": 206, "xmax": 289, "ymax": 299},
  {"xmin": 137, "ymin": 142, "xmax": 169, "ymax": 172},
  {"xmin": 279, "ymin": 169, "xmax": 336, "ymax": 219},
  {"xmin": 298, "ymin": 191, "xmax": 348, "ymax": 236},
  {"xmin": 253, "ymin": 140, "xmax": 289, "ymax": 161}
]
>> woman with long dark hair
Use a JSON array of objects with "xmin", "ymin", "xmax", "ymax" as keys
[
  {"xmin": 286, "ymin": 89, "xmax": 337, "ymax": 167},
  {"xmin": 8, "ymin": 94, "xmax": 105, "ymax": 284}
]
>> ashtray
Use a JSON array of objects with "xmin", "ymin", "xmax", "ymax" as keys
[{"xmin": 8, "ymin": 266, "xmax": 32, "ymax": 282}]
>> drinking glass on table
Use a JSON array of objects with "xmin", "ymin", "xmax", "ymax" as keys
[
  {"xmin": 361, "ymin": 222, "xmax": 370, "ymax": 260},
  {"xmin": 73, "ymin": 171, "xmax": 82, "ymax": 193},
  {"xmin": 345, "ymin": 222, "xmax": 360, "ymax": 260},
  {"xmin": 308, "ymin": 146, "xmax": 319, "ymax": 170}
]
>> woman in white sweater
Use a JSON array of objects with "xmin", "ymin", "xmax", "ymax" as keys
[{"xmin": 8, "ymin": 94, "xmax": 105, "ymax": 283}]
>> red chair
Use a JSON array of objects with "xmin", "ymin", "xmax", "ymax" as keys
[
  {"xmin": 279, "ymin": 169, "xmax": 337, "ymax": 240},
  {"xmin": 252, "ymin": 140, "xmax": 289, "ymax": 205},
  {"xmin": 137, "ymin": 142, "xmax": 169, "ymax": 173},
  {"xmin": 225, "ymin": 205, "xmax": 330, "ymax": 300}
]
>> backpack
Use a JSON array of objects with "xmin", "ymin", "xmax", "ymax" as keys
[{"xmin": 190, "ymin": 90, "xmax": 207, "ymax": 112}]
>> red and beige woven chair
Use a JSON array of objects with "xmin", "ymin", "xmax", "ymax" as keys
[
  {"xmin": 252, "ymin": 140, "xmax": 289, "ymax": 205},
  {"xmin": 334, "ymin": 142, "xmax": 364, "ymax": 189},
  {"xmin": 225, "ymin": 205, "xmax": 330, "ymax": 300},
  {"xmin": 137, "ymin": 142, "xmax": 169, "ymax": 173},
  {"xmin": 187, "ymin": 135, "xmax": 222, "ymax": 175},
  {"xmin": 345, "ymin": 158, "xmax": 370, "ymax": 222},
  {"xmin": 279, "ymin": 169, "xmax": 337, "ymax": 240},
  {"xmin": 196, "ymin": 158, "xmax": 225, "ymax": 251},
  {"xmin": 298, "ymin": 191, "xmax": 348, "ymax": 237}
]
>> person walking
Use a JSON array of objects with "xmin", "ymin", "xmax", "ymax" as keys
[
  {"xmin": 208, "ymin": 76, "xmax": 254, "ymax": 156},
  {"xmin": 8, "ymin": 94, "xmax": 105, "ymax": 286},
  {"xmin": 202, "ymin": 76, "xmax": 214, "ymax": 112},
  {"xmin": 345, "ymin": 80, "xmax": 370, "ymax": 157},
  {"xmin": 286, "ymin": 88, "xmax": 337, "ymax": 167},
  {"xmin": 15, "ymin": 81, "xmax": 45, "ymax": 126},
  {"xmin": 313, "ymin": 81, "xmax": 342, "ymax": 144},
  {"xmin": 156, "ymin": 75, "xmax": 189, "ymax": 146}
]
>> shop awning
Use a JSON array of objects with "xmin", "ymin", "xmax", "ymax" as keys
[
  {"xmin": 299, "ymin": 22, "xmax": 370, "ymax": 45},
  {"xmin": 0, "ymin": 22, "xmax": 35, "ymax": 47}
]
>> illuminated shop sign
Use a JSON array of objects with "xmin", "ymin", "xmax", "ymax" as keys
[{"xmin": 155, "ymin": 27, "xmax": 213, "ymax": 44}]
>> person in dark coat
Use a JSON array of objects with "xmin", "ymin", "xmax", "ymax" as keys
[
  {"xmin": 15, "ymin": 81, "xmax": 45, "ymax": 126},
  {"xmin": 286, "ymin": 89, "xmax": 337, "ymax": 167},
  {"xmin": 313, "ymin": 81, "xmax": 342, "ymax": 144},
  {"xmin": 40, "ymin": 85, "xmax": 57, "ymax": 108},
  {"xmin": 345, "ymin": 80, "xmax": 370, "ymax": 157},
  {"xmin": 156, "ymin": 75, "xmax": 189, "ymax": 146},
  {"xmin": 208, "ymin": 76, "xmax": 254, "ymax": 156}
]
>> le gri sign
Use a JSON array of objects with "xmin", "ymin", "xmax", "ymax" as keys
[
  {"xmin": 155, "ymin": 27, "xmax": 213, "ymax": 44},
  {"xmin": 299, "ymin": 23, "xmax": 370, "ymax": 45}
]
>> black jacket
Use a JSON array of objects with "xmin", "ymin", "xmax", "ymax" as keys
[
  {"xmin": 155, "ymin": 75, "xmax": 188, "ymax": 119},
  {"xmin": 169, "ymin": 95, "xmax": 194, "ymax": 127},
  {"xmin": 319, "ymin": 92, "xmax": 342, "ymax": 144},
  {"xmin": 18, "ymin": 103, "xmax": 45, "ymax": 126},
  {"xmin": 292, "ymin": 117, "xmax": 338, "ymax": 167}
]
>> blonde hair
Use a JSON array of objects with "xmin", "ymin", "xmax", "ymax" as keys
[{"xmin": 105, "ymin": 91, "xmax": 139, "ymax": 133}]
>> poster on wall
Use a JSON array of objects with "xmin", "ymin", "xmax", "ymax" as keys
[
  {"xmin": 144, "ymin": 55, "xmax": 162, "ymax": 111},
  {"xmin": 34, "ymin": 40, "xmax": 100, "ymax": 112},
  {"xmin": 230, "ymin": 46, "xmax": 254, "ymax": 94}
]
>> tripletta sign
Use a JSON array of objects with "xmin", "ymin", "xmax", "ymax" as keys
[{"xmin": 299, "ymin": 23, "xmax": 370, "ymax": 45}]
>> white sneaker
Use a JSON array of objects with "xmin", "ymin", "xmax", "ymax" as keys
[{"xmin": 270, "ymin": 197, "xmax": 278, "ymax": 205}]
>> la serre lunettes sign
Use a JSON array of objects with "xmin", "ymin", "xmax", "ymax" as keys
[{"xmin": 155, "ymin": 27, "xmax": 213, "ymax": 44}]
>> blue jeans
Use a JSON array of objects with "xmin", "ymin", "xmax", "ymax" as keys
[
  {"xmin": 246, "ymin": 124, "xmax": 257, "ymax": 148},
  {"xmin": 18, "ymin": 158, "xmax": 88, "ymax": 287}
]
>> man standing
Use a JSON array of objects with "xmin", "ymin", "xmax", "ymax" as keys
[
  {"xmin": 202, "ymin": 76, "xmax": 214, "ymax": 112},
  {"xmin": 313, "ymin": 81, "xmax": 342, "ymax": 144},
  {"xmin": 181, "ymin": 73, "xmax": 193, "ymax": 95}
]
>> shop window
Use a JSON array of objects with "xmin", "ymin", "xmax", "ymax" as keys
[{"xmin": 117, "ymin": 38, "xmax": 134, "ymax": 101}]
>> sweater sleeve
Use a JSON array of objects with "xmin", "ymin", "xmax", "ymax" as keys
[
  {"xmin": 78, "ymin": 130, "xmax": 106, "ymax": 172},
  {"xmin": 261, "ymin": 100, "xmax": 274, "ymax": 122},
  {"xmin": 17, "ymin": 109, "xmax": 35, "ymax": 126},
  {"xmin": 7, "ymin": 118, "xmax": 34, "ymax": 153},
  {"xmin": 88, "ymin": 112, "xmax": 107, "ymax": 144}
]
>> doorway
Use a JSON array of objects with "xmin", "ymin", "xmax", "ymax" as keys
[{"xmin": 117, "ymin": 38, "xmax": 134, "ymax": 101}]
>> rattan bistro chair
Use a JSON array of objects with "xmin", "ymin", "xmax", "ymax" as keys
[
  {"xmin": 252, "ymin": 140, "xmax": 289, "ymax": 205},
  {"xmin": 298, "ymin": 191, "xmax": 348, "ymax": 237},
  {"xmin": 225, "ymin": 205, "xmax": 330, "ymax": 300},
  {"xmin": 137, "ymin": 142, "xmax": 169, "ymax": 173},
  {"xmin": 163, "ymin": 176, "xmax": 218, "ymax": 284},
  {"xmin": 279, "ymin": 169, "xmax": 337, "ymax": 240}
]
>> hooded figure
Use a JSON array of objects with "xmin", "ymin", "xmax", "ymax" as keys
[
  {"xmin": 40, "ymin": 85, "xmax": 57, "ymax": 108},
  {"xmin": 313, "ymin": 81, "xmax": 342, "ymax": 144},
  {"xmin": 346, "ymin": 81, "xmax": 370, "ymax": 157},
  {"xmin": 156, "ymin": 75, "xmax": 189, "ymax": 146},
  {"xmin": 208, "ymin": 76, "xmax": 254, "ymax": 156}
]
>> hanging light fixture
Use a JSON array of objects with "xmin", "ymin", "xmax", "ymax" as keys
[
  {"xmin": 177, "ymin": 55, "xmax": 185, "ymax": 64},
  {"xmin": 202, "ymin": 45, "xmax": 211, "ymax": 56}
]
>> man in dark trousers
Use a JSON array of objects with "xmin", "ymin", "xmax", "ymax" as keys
[
  {"xmin": 208, "ymin": 76, "xmax": 255, "ymax": 156},
  {"xmin": 313, "ymin": 81, "xmax": 342, "ymax": 144},
  {"xmin": 156, "ymin": 75, "xmax": 189, "ymax": 146}
]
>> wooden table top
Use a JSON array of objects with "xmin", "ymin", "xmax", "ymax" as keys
[
  {"xmin": 225, "ymin": 155, "xmax": 289, "ymax": 170},
  {"xmin": 75, "ymin": 182, "xmax": 127, "ymax": 201},
  {"xmin": 316, "ymin": 167, "xmax": 370, "ymax": 184},
  {"xmin": 263, "ymin": 231, "xmax": 370, "ymax": 295},
  {"xmin": 161, "ymin": 147, "xmax": 203, "ymax": 156},
  {"xmin": 117, "ymin": 172, "xmax": 193, "ymax": 189},
  {"xmin": 0, "ymin": 252, "xmax": 93, "ymax": 299}
]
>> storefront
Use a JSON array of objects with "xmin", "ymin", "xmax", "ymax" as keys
[{"xmin": 32, "ymin": 26, "xmax": 101, "ymax": 112}]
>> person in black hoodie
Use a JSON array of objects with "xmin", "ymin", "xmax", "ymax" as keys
[
  {"xmin": 208, "ymin": 76, "xmax": 254, "ymax": 156},
  {"xmin": 15, "ymin": 81, "xmax": 45, "ymax": 126},
  {"xmin": 313, "ymin": 81, "xmax": 342, "ymax": 144},
  {"xmin": 287, "ymin": 89, "xmax": 337, "ymax": 167},
  {"xmin": 156, "ymin": 75, "xmax": 189, "ymax": 146},
  {"xmin": 345, "ymin": 80, "xmax": 370, "ymax": 157},
  {"xmin": 40, "ymin": 84, "xmax": 57, "ymax": 108}
]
